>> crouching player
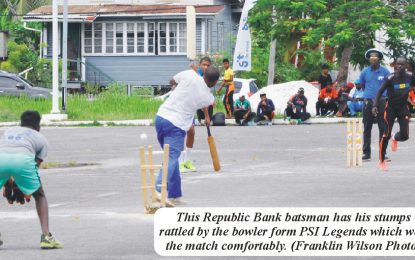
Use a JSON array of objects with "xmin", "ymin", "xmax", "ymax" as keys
[
  {"xmin": 0, "ymin": 111, "xmax": 63, "ymax": 249},
  {"xmin": 372, "ymin": 57, "xmax": 415, "ymax": 171}
]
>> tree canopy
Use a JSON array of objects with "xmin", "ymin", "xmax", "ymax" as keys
[{"xmin": 249, "ymin": 0, "xmax": 415, "ymax": 84}]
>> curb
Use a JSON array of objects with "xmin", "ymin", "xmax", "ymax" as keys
[
  {"xmin": 219, "ymin": 118, "xmax": 348, "ymax": 126},
  {"xmin": 0, "ymin": 119, "xmax": 152, "ymax": 127},
  {"xmin": 0, "ymin": 118, "xmax": 413, "ymax": 127}
]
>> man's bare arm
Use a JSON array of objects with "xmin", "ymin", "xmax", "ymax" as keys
[
  {"xmin": 169, "ymin": 79, "xmax": 178, "ymax": 90},
  {"xmin": 202, "ymin": 107, "xmax": 211, "ymax": 126},
  {"xmin": 36, "ymin": 158, "xmax": 43, "ymax": 167}
]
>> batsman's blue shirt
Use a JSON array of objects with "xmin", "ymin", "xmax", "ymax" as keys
[{"xmin": 359, "ymin": 66, "xmax": 390, "ymax": 99}]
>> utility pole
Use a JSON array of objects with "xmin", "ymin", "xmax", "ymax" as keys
[
  {"xmin": 51, "ymin": 0, "xmax": 60, "ymax": 113},
  {"xmin": 62, "ymin": 0, "xmax": 68, "ymax": 111},
  {"xmin": 267, "ymin": 39, "xmax": 276, "ymax": 85},
  {"xmin": 267, "ymin": 7, "xmax": 276, "ymax": 85}
]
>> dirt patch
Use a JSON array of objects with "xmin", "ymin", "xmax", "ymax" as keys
[{"xmin": 40, "ymin": 162, "xmax": 99, "ymax": 169}]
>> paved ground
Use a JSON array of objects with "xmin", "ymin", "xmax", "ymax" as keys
[{"xmin": 0, "ymin": 123, "xmax": 415, "ymax": 260}]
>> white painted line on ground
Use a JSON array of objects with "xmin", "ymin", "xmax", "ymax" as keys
[
  {"xmin": 0, "ymin": 211, "xmax": 153, "ymax": 221},
  {"xmin": 49, "ymin": 203, "xmax": 67, "ymax": 208},
  {"xmin": 151, "ymin": 151, "xmax": 165, "ymax": 155},
  {"xmin": 95, "ymin": 192, "xmax": 120, "ymax": 198}
]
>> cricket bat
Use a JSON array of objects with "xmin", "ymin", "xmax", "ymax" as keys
[{"xmin": 207, "ymin": 126, "xmax": 221, "ymax": 172}]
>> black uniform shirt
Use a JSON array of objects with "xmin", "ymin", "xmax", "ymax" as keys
[
  {"xmin": 318, "ymin": 74, "xmax": 333, "ymax": 90},
  {"xmin": 384, "ymin": 72, "xmax": 415, "ymax": 109}
]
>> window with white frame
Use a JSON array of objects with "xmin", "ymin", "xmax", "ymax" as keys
[
  {"xmin": 147, "ymin": 22, "xmax": 155, "ymax": 54},
  {"xmin": 115, "ymin": 23, "xmax": 124, "ymax": 53},
  {"xmin": 159, "ymin": 23, "xmax": 167, "ymax": 54},
  {"xmin": 127, "ymin": 23, "xmax": 135, "ymax": 53},
  {"xmin": 160, "ymin": 22, "xmax": 186, "ymax": 54},
  {"xmin": 137, "ymin": 22, "xmax": 145, "ymax": 53},
  {"xmin": 179, "ymin": 23, "xmax": 186, "ymax": 53},
  {"xmin": 105, "ymin": 23, "xmax": 114, "ymax": 53},
  {"xmin": 83, "ymin": 21, "xmax": 188, "ymax": 55},
  {"xmin": 94, "ymin": 23, "xmax": 103, "ymax": 53},
  {"xmin": 84, "ymin": 23, "xmax": 92, "ymax": 53},
  {"xmin": 169, "ymin": 23, "xmax": 177, "ymax": 53}
]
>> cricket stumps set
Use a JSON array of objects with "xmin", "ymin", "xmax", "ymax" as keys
[
  {"xmin": 346, "ymin": 118, "xmax": 363, "ymax": 167},
  {"xmin": 139, "ymin": 144, "xmax": 169, "ymax": 214}
]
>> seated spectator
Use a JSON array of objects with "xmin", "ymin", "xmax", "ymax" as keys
[
  {"xmin": 408, "ymin": 62, "xmax": 415, "ymax": 114},
  {"xmin": 316, "ymin": 83, "xmax": 338, "ymax": 116},
  {"xmin": 318, "ymin": 64, "xmax": 333, "ymax": 90},
  {"xmin": 255, "ymin": 93, "xmax": 275, "ymax": 122},
  {"xmin": 408, "ymin": 89, "xmax": 415, "ymax": 114},
  {"xmin": 335, "ymin": 82, "xmax": 354, "ymax": 117},
  {"xmin": 285, "ymin": 87, "xmax": 311, "ymax": 123},
  {"xmin": 407, "ymin": 60, "xmax": 414, "ymax": 74},
  {"xmin": 347, "ymin": 79, "xmax": 364, "ymax": 117},
  {"xmin": 196, "ymin": 105, "xmax": 213, "ymax": 125},
  {"xmin": 234, "ymin": 95, "xmax": 256, "ymax": 125}
]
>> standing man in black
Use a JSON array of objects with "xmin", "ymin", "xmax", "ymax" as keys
[
  {"xmin": 359, "ymin": 49, "xmax": 390, "ymax": 161},
  {"xmin": 318, "ymin": 64, "xmax": 333, "ymax": 90},
  {"xmin": 372, "ymin": 56, "xmax": 415, "ymax": 170}
]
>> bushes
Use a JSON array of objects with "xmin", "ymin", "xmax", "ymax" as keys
[
  {"xmin": 0, "ymin": 19, "xmax": 52, "ymax": 88},
  {"xmin": 296, "ymin": 49, "xmax": 329, "ymax": 82},
  {"xmin": 0, "ymin": 41, "xmax": 53, "ymax": 88},
  {"xmin": 0, "ymin": 41, "xmax": 36, "ymax": 73}
]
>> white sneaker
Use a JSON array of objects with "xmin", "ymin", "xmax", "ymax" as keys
[
  {"xmin": 155, "ymin": 192, "xmax": 175, "ymax": 207},
  {"xmin": 170, "ymin": 198, "xmax": 187, "ymax": 205},
  {"xmin": 325, "ymin": 110, "xmax": 335, "ymax": 117}
]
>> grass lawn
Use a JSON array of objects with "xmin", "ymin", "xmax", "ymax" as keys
[{"xmin": 0, "ymin": 94, "xmax": 232, "ymax": 122}]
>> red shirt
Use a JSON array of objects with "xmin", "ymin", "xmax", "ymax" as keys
[
  {"xmin": 319, "ymin": 88, "xmax": 338, "ymax": 99},
  {"xmin": 409, "ymin": 90, "xmax": 415, "ymax": 103}
]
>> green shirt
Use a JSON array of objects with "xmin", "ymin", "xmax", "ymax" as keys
[{"xmin": 234, "ymin": 99, "xmax": 251, "ymax": 110}]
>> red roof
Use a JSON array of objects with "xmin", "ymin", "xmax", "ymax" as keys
[{"xmin": 28, "ymin": 4, "xmax": 225, "ymax": 16}]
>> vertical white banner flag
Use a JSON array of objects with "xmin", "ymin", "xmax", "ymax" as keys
[{"xmin": 233, "ymin": 0, "xmax": 256, "ymax": 71}]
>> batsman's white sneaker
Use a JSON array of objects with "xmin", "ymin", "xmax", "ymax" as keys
[
  {"xmin": 154, "ymin": 192, "xmax": 175, "ymax": 207},
  {"xmin": 156, "ymin": 192, "xmax": 186, "ymax": 206},
  {"xmin": 170, "ymin": 198, "xmax": 187, "ymax": 205}
]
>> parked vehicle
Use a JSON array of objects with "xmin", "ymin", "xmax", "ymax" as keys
[
  {"xmin": 0, "ymin": 71, "xmax": 51, "ymax": 99},
  {"xmin": 232, "ymin": 78, "xmax": 259, "ymax": 101},
  {"xmin": 156, "ymin": 78, "xmax": 259, "ymax": 103}
]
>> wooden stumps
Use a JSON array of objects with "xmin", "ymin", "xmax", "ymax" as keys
[
  {"xmin": 346, "ymin": 118, "xmax": 363, "ymax": 167},
  {"xmin": 139, "ymin": 144, "xmax": 169, "ymax": 214}
]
